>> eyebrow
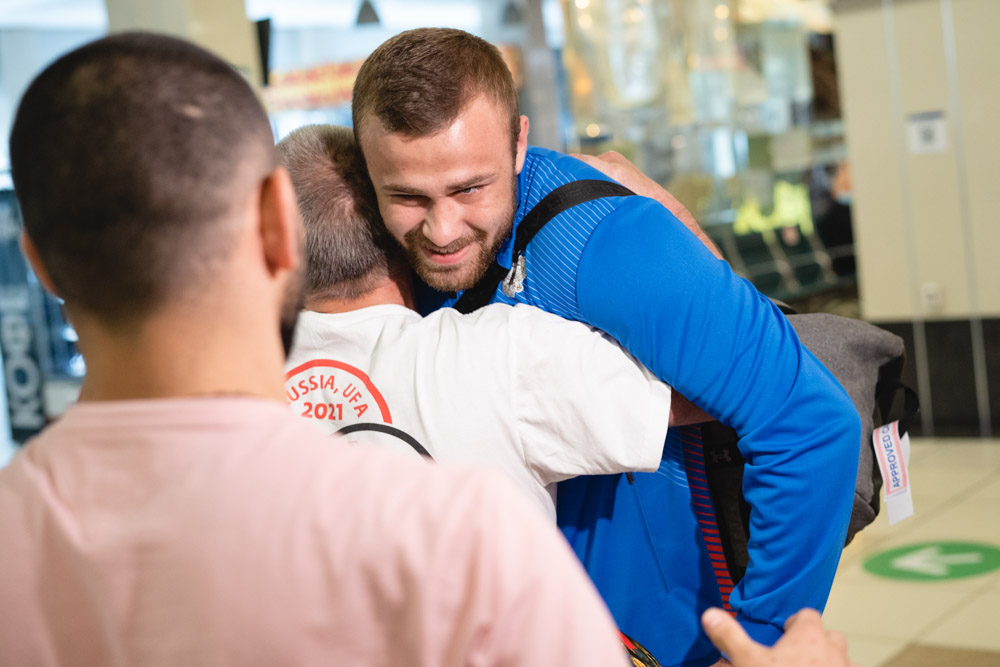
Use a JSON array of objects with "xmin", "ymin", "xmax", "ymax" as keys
[
  {"xmin": 382, "ymin": 172, "xmax": 496, "ymax": 195},
  {"xmin": 381, "ymin": 183, "xmax": 426, "ymax": 196}
]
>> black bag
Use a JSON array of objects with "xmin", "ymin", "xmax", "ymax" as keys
[{"xmin": 455, "ymin": 180, "xmax": 919, "ymax": 584}]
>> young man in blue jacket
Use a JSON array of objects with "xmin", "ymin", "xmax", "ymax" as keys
[{"xmin": 352, "ymin": 28, "xmax": 861, "ymax": 667}]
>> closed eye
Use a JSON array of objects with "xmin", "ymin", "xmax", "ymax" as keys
[{"xmin": 389, "ymin": 193, "xmax": 427, "ymax": 205}]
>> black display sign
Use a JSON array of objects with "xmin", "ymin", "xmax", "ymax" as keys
[{"xmin": 0, "ymin": 189, "xmax": 46, "ymax": 444}]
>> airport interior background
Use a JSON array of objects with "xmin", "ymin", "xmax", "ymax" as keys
[{"xmin": 0, "ymin": 0, "xmax": 998, "ymax": 665}]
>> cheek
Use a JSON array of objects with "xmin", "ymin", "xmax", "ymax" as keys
[
  {"xmin": 469, "ymin": 190, "xmax": 513, "ymax": 234},
  {"xmin": 466, "ymin": 204, "xmax": 494, "ymax": 230},
  {"xmin": 378, "ymin": 202, "xmax": 420, "ymax": 242},
  {"xmin": 382, "ymin": 214, "xmax": 414, "ymax": 243}
]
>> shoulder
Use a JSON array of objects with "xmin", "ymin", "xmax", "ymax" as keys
[
  {"xmin": 311, "ymin": 450, "xmax": 552, "ymax": 581},
  {"xmin": 518, "ymin": 148, "xmax": 657, "ymax": 241},
  {"xmin": 519, "ymin": 146, "xmax": 616, "ymax": 204},
  {"xmin": 429, "ymin": 304, "xmax": 601, "ymax": 350},
  {"xmin": 212, "ymin": 407, "xmax": 525, "ymax": 553},
  {"xmin": 433, "ymin": 302, "xmax": 581, "ymax": 328},
  {"xmin": 0, "ymin": 449, "xmax": 37, "ymax": 510}
]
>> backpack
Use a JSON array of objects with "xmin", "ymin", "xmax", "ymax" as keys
[
  {"xmin": 699, "ymin": 310, "xmax": 918, "ymax": 582},
  {"xmin": 454, "ymin": 179, "xmax": 919, "ymax": 583}
]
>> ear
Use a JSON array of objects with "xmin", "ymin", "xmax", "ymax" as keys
[
  {"xmin": 20, "ymin": 232, "xmax": 61, "ymax": 298},
  {"xmin": 258, "ymin": 165, "xmax": 302, "ymax": 277},
  {"xmin": 514, "ymin": 115, "xmax": 530, "ymax": 174}
]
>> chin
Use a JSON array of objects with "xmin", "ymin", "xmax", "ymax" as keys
[
  {"xmin": 419, "ymin": 273, "xmax": 473, "ymax": 293},
  {"xmin": 417, "ymin": 263, "xmax": 477, "ymax": 293}
]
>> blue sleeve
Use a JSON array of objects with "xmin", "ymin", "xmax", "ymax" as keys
[{"xmin": 575, "ymin": 197, "xmax": 862, "ymax": 643}]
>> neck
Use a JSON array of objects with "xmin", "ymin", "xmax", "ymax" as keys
[
  {"xmin": 72, "ymin": 298, "xmax": 289, "ymax": 404},
  {"xmin": 305, "ymin": 273, "xmax": 415, "ymax": 315}
]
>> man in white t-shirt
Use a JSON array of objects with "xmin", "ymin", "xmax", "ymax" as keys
[
  {"xmin": 279, "ymin": 124, "xmax": 686, "ymax": 519},
  {"xmin": 0, "ymin": 33, "xmax": 632, "ymax": 666}
]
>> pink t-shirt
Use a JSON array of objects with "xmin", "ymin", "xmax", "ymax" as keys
[{"xmin": 0, "ymin": 398, "xmax": 626, "ymax": 666}]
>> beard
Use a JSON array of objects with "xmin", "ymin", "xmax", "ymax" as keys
[
  {"xmin": 403, "ymin": 174, "xmax": 518, "ymax": 293},
  {"xmin": 279, "ymin": 258, "xmax": 307, "ymax": 358}
]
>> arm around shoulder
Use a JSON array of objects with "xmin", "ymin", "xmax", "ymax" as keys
[
  {"xmin": 508, "ymin": 304, "xmax": 670, "ymax": 482},
  {"xmin": 571, "ymin": 150, "xmax": 723, "ymax": 259},
  {"xmin": 574, "ymin": 201, "xmax": 862, "ymax": 639}
]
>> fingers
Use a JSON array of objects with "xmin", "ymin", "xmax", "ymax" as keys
[
  {"xmin": 704, "ymin": 607, "xmax": 854, "ymax": 667},
  {"xmin": 784, "ymin": 608, "xmax": 823, "ymax": 631},
  {"xmin": 701, "ymin": 608, "xmax": 765, "ymax": 666},
  {"xmin": 569, "ymin": 153, "xmax": 631, "ymax": 186},
  {"xmin": 596, "ymin": 150, "xmax": 630, "ymax": 166},
  {"xmin": 568, "ymin": 153, "xmax": 611, "ymax": 176},
  {"xmin": 570, "ymin": 151, "xmax": 634, "ymax": 175},
  {"xmin": 668, "ymin": 393, "xmax": 714, "ymax": 426},
  {"xmin": 826, "ymin": 628, "xmax": 853, "ymax": 666},
  {"xmin": 828, "ymin": 630, "xmax": 847, "ymax": 654},
  {"xmin": 573, "ymin": 154, "xmax": 601, "ymax": 171},
  {"xmin": 784, "ymin": 610, "xmax": 854, "ymax": 667}
]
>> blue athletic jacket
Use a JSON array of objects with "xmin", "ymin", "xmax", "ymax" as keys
[{"xmin": 418, "ymin": 146, "xmax": 861, "ymax": 666}]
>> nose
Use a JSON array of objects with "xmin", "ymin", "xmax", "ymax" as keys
[{"xmin": 422, "ymin": 199, "xmax": 465, "ymax": 248}]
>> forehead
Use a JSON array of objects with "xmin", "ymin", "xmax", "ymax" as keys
[{"xmin": 358, "ymin": 95, "xmax": 512, "ymax": 191}]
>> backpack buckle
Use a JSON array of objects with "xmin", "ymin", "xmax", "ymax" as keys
[{"xmin": 501, "ymin": 254, "xmax": 526, "ymax": 297}]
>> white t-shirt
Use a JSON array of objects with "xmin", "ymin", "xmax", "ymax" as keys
[
  {"xmin": 0, "ymin": 398, "xmax": 627, "ymax": 666},
  {"xmin": 285, "ymin": 304, "xmax": 671, "ymax": 517}
]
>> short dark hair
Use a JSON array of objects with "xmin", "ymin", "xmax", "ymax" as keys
[
  {"xmin": 9, "ymin": 32, "xmax": 276, "ymax": 325},
  {"xmin": 352, "ymin": 28, "xmax": 519, "ymax": 154},
  {"xmin": 277, "ymin": 125, "xmax": 401, "ymax": 302}
]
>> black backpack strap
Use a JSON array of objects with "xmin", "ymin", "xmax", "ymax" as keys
[
  {"xmin": 700, "ymin": 421, "xmax": 750, "ymax": 583},
  {"xmin": 511, "ymin": 179, "xmax": 635, "ymax": 256},
  {"xmin": 336, "ymin": 422, "xmax": 433, "ymax": 459},
  {"xmin": 453, "ymin": 179, "xmax": 634, "ymax": 314},
  {"xmin": 450, "ymin": 261, "xmax": 510, "ymax": 315},
  {"xmin": 874, "ymin": 378, "xmax": 920, "ymax": 436}
]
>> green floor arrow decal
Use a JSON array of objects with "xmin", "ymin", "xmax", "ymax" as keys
[{"xmin": 864, "ymin": 541, "xmax": 1000, "ymax": 581}]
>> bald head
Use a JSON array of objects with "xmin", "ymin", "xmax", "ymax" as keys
[
  {"xmin": 278, "ymin": 124, "xmax": 402, "ymax": 303},
  {"xmin": 9, "ymin": 32, "xmax": 277, "ymax": 326}
]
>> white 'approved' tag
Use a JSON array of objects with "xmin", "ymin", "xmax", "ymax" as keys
[{"xmin": 872, "ymin": 421, "xmax": 914, "ymax": 525}]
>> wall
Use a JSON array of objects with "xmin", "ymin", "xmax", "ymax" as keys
[
  {"xmin": 0, "ymin": 29, "xmax": 104, "ymax": 172},
  {"xmin": 834, "ymin": 0, "xmax": 999, "ymax": 436},
  {"xmin": 104, "ymin": 0, "xmax": 261, "ymax": 86}
]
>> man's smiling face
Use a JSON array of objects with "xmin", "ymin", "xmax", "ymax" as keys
[{"xmin": 359, "ymin": 94, "xmax": 528, "ymax": 292}]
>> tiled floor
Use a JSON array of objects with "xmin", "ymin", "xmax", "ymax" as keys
[{"xmin": 823, "ymin": 438, "xmax": 1000, "ymax": 666}]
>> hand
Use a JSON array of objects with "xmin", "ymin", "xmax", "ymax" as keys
[
  {"xmin": 570, "ymin": 151, "xmax": 723, "ymax": 259},
  {"xmin": 669, "ymin": 392, "xmax": 714, "ymax": 426},
  {"xmin": 701, "ymin": 608, "xmax": 856, "ymax": 667}
]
